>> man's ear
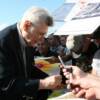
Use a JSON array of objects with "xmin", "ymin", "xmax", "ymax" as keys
[{"xmin": 23, "ymin": 20, "xmax": 32, "ymax": 31}]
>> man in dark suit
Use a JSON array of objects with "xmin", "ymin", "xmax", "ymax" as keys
[{"xmin": 0, "ymin": 7, "xmax": 62, "ymax": 100}]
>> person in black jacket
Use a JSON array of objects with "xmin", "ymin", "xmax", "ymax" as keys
[{"xmin": 0, "ymin": 6, "xmax": 62, "ymax": 100}]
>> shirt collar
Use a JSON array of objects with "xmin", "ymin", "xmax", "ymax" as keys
[{"xmin": 17, "ymin": 22, "xmax": 27, "ymax": 47}]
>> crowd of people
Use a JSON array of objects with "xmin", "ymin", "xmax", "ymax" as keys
[
  {"xmin": 0, "ymin": 5, "xmax": 100, "ymax": 100},
  {"xmin": 62, "ymin": 26, "xmax": 100, "ymax": 100}
]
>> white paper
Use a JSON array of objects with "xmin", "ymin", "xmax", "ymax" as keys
[{"xmin": 54, "ymin": 2, "xmax": 100, "ymax": 35}]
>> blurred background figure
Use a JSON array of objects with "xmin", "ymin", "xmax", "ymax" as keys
[
  {"xmin": 59, "ymin": 35, "xmax": 70, "ymax": 56},
  {"xmin": 82, "ymin": 34, "xmax": 98, "ymax": 65},
  {"xmin": 65, "ymin": 35, "xmax": 95, "ymax": 72},
  {"xmin": 35, "ymin": 38, "xmax": 58, "ymax": 57},
  {"xmin": 47, "ymin": 33, "xmax": 65, "ymax": 56},
  {"xmin": 91, "ymin": 26, "xmax": 100, "ymax": 76}
]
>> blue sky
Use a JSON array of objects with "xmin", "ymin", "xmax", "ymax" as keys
[{"xmin": 0, "ymin": 0, "xmax": 64, "ymax": 25}]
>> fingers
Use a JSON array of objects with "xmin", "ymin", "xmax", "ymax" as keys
[
  {"xmin": 63, "ymin": 68, "xmax": 70, "ymax": 76},
  {"xmin": 64, "ymin": 72, "xmax": 70, "ymax": 78},
  {"xmin": 54, "ymin": 84, "xmax": 64, "ymax": 90},
  {"xmin": 72, "ymin": 87, "xmax": 81, "ymax": 94},
  {"xmin": 52, "ymin": 75, "xmax": 63, "ymax": 89},
  {"xmin": 75, "ymin": 89, "xmax": 86, "ymax": 98},
  {"xmin": 55, "ymin": 75, "xmax": 62, "ymax": 80},
  {"xmin": 85, "ymin": 88, "xmax": 96, "ymax": 100},
  {"xmin": 72, "ymin": 89, "xmax": 79, "ymax": 95},
  {"xmin": 41, "ymin": 75, "xmax": 62, "ymax": 89},
  {"xmin": 59, "ymin": 64, "xmax": 64, "ymax": 68},
  {"xmin": 74, "ymin": 88, "xmax": 96, "ymax": 100},
  {"xmin": 53, "ymin": 75, "xmax": 62, "ymax": 84}
]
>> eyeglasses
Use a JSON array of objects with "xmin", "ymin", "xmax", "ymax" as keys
[{"xmin": 31, "ymin": 22, "xmax": 47, "ymax": 37}]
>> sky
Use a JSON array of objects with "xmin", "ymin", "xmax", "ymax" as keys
[{"xmin": 0, "ymin": 0, "xmax": 65, "ymax": 32}]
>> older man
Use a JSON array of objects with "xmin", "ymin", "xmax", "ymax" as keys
[{"xmin": 0, "ymin": 7, "xmax": 62, "ymax": 100}]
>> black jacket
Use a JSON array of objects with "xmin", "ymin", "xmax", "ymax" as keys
[{"xmin": 0, "ymin": 23, "xmax": 51, "ymax": 100}]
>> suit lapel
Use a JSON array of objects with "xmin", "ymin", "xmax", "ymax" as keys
[{"xmin": 10, "ymin": 24, "xmax": 25, "ymax": 76}]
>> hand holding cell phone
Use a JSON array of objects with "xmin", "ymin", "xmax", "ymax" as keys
[{"xmin": 58, "ymin": 56, "xmax": 73, "ymax": 89}]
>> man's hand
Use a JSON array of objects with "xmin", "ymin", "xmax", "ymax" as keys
[
  {"xmin": 39, "ymin": 75, "xmax": 62, "ymax": 90},
  {"xmin": 62, "ymin": 66, "xmax": 89, "ymax": 89},
  {"xmin": 62, "ymin": 66, "xmax": 100, "ymax": 99}
]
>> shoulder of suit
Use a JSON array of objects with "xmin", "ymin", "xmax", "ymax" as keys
[{"xmin": 0, "ymin": 23, "xmax": 17, "ymax": 40}]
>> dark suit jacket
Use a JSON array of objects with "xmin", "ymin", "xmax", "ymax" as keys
[{"xmin": 0, "ymin": 23, "xmax": 52, "ymax": 100}]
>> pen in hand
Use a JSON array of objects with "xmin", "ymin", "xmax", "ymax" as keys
[
  {"xmin": 58, "ymin": 56, "xmax": 73, "ymax": 73},
  {"xmin": 58, "ymin": 56, "xmax": 73, "ymax": 89}
]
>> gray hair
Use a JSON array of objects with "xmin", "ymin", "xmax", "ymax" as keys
[{"xmin": 21, "ymin": 6, "xmax": 53, "ymax": 26}]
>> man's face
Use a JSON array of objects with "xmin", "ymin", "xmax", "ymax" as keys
[
  {"xmin": 60, "ymin": 36, "xmax": 66, "ymax": 46},
  {"xmin": 48, "ymin": 36, "xmax": 55, "ymax": 46},
  {"xmin": 23, "ymin": 22, "xmax": 48, "ymax": 47}
]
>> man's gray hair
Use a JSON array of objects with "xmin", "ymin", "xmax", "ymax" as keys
[{"xmin": 21, "ymin": 6, "xmax": 53, "ymax": 26}]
